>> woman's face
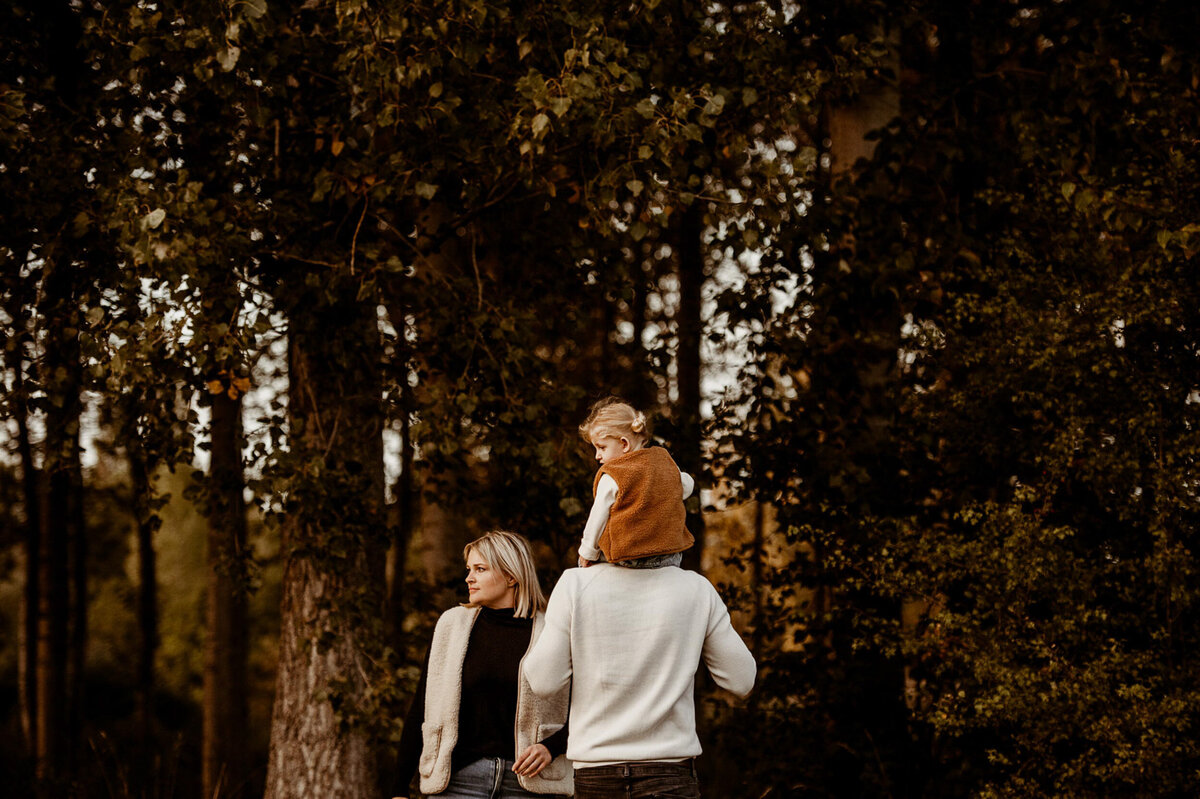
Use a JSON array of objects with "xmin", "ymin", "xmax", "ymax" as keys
[{"xmin": 465, "ymin": 548, "xmax": 516, "ymax": 610}]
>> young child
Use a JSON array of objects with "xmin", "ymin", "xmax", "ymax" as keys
[{"xmin": 576, "ymin": 397, "xmax": 695, "ymax": 569}]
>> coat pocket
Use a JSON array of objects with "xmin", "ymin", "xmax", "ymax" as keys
[
  {"xmin": 536, "ymin": 723, "xmax": 568, "ymax": 780},
  {"xmin": 418, "ymin": 722, "xmax": 442, "ymax": 778}
]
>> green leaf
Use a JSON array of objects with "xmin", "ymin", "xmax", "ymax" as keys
[
  {"xmin": 548, "ymin": 96, "xmax": 571, "ymax": 117},
  {"xmin": 141, "ymin": 208, "xmax": 167, "ymax": 230},
  {"xmin": 216, "ymin": 45, "xmax": 240, "ymax": 72},
  {"xmin": 702, "ymin": 94, "xmax": 726, "ymax": 116}
]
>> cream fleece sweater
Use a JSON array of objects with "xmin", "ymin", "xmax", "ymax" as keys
[
  {"xmin": 419, "ymin": 606, "xmax": 573, "ymax": 795},
  {"xmin": 522, "ymin": 564, "xmax": 756, "ymax": 768}
]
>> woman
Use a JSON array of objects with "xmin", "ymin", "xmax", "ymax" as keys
[{"xmin": 392, "ymin": 531, "xmax": 573, "ymax": 799}]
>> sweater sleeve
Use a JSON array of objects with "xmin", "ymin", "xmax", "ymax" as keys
[
  {"xmin": 523, "ymin": 575, "xmax": 574, "ymax": 698},
  {"xmin": 540, "ymin": 712, "xmax": 570, "ymax": 758},
  {"xmin": 702, "ymin": 586, "xmax": 757, "ymax": 699},
  {"xmin": 680, "ymin": 470, "xmax": 694, "ymax": 500},
  {"xmin": 578, "ymin": 474, "xmax": 618, "ymax": 562},
  {"xmin": 393, "ymin": 645, "xmax": 432, "ymax": 795}
]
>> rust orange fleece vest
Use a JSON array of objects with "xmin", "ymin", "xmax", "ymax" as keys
[{"xmin": 594, "ymin": 447, "xmax": 694, "ymax": 562}]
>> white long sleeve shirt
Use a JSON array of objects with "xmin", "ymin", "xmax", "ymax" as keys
[
  {"xmin": 578, "ymin": 470, "xmax": 695, "ymax": 562},
  {"xmin": 522, "ymin": 564, "xmax": 756, "ymax": 767}
]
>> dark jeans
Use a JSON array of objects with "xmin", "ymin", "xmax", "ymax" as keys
[{"xmin": 573, "ymin": 760, "xmax": 700, "ymax": 799}]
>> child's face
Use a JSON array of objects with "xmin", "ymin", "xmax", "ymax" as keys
[{"xmin": 592, "ymin": 435, "xmax": 633, "ymax": 464}]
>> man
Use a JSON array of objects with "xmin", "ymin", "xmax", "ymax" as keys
[{"xmin": 522, "ymin": 562, "xmax": 756, "ymax": 798}]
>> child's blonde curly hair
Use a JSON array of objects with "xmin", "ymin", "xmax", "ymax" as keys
[{"xmin": 578, "ymin": 397, "xmax": 650, "ymax": 445}]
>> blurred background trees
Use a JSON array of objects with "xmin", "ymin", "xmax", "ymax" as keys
[{"xmin": 1, "ymin": 1, "xmax": 1197, "ymax": 798}]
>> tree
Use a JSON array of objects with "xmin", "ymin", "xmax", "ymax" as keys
[{"xmin": 713, "ymin": 0, "xmax": 1200, "ymax": 795}]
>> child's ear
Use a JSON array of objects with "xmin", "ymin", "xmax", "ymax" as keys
[{"xmin": 620, "ymin": 436, "xmax": 632, "ymax": 453}]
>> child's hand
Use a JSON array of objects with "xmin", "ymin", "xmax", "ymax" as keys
[{"xmin": 578, "ymin": 555, "xmax": 593, "ymax": 568}]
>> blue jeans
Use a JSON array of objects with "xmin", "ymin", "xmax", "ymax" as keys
[
  {"xmin": 439, "ymin": 757, "xmax": 555, "ymax": 799},
  {"xmin": 573, "ymin": 760, "xmax": 701, "ymax": 799}
]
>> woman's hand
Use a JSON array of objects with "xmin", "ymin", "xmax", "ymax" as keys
[{"xmin": 512, "ymin": 743, "xmax": 552, "ymax": 778}]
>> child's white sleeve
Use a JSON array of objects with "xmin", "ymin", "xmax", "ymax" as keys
[
  {"xmin": 680, "ymin": 470, "xmax": 695, "ymax": 501},
  {"xmin": 578, "ymin": 474, "xmax": 618, "ymax": 562}
]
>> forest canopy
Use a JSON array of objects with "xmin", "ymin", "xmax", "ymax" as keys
[{"xmin": 2, "ymin": 1, "xmax": 1199, "ymax": 798}]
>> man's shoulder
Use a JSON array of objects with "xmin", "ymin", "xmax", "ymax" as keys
[{"xmin": 557, "ymin": 564, "xmax": 719, "ymax": 596}]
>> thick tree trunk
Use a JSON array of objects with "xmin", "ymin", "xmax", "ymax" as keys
[
  {"xmin": 675, "ymin": 202, "xmax": 706, "ymax": 572},
  {"xmin": 264, "ymin": 286, "xmax": 384, "ymax": 799},
  {"xmin": 203, "ymin": 390, "xmax": 249, "ymax": 799}
]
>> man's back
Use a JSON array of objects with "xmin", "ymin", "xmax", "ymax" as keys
[{"xmin": 523, "ymin": 563, "xmax": 756, "ymax": 767}]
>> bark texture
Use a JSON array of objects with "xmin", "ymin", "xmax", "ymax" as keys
[{"xmin": 264, "ymin": 286, "xmax": 384, "ymax": 799}]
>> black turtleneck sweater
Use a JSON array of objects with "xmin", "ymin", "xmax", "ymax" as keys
[{"xmin": 394, "ymin": 606, "xmax": 569, "ymax": 793}]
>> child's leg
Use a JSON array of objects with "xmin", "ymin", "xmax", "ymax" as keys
[{"xmin": 612, "ymin": 552, "xmax": 683, "ymax": 569}]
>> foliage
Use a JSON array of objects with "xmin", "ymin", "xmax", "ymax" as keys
[
  {"xmin": 713, "ymin": 0, "xmax": 1200, "ymax": 796},
  {"xmin": 5, "ymin": 0, "xmax": 1199, "ymax": 797}
]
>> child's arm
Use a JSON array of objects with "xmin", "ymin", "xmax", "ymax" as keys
[
  {"xmin": 680, "ymin": 470, "xmax": 695, "ymax": 500},
  {"xmin": 578, "ymin": 473, "xmax": 618, "ymax": 566}
]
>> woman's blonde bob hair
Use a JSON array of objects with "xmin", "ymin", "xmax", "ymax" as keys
[{"xmin": 462, "ymin": 530, "xmax": 547, "ymax": 618}]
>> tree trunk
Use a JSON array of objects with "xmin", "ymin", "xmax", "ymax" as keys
[
  {"xmin": 264, "ymin": 285, "xmax": 384, "ymax": 799},
  {"xmin": 15, "ymin": 358, "xmax": 41, "ymax": 756},
  {"xmin": 129, "ymin": 450, "xmax": 159, "ymax": 751},
  {"xmin": 627, "ymin": 260, "xmax": 655, "ymax": 411},
  {"xmin": 66, "ymin": 432, "xmax": 87, "ymax": 775},
  {"xmin": 675, "ymin": 202, "xmax": 706, "ymax": 572},
  {"xmin": 35, "ymin": 466, "xmax": 70, "ymax": 794},
  {"xmin": 34, "ymin": 291, "xmax": 80, "ymax": 797},
  {"xmin": 203, "ymin": 390, "xmax": 249, "ymax": 799},
  {"xmin": 386, "ymin": 401, "xmax": 415, "ymax": 652}
]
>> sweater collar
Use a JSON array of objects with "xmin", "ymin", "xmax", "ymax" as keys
[{"xmin": 477, "ymin": 605, "xmax": 529, "ymax": 626}]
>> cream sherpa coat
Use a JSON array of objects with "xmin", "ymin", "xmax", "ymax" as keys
[{"xmin": 418, "ymin": 605, "xmax": 573, "ymax": 796}]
